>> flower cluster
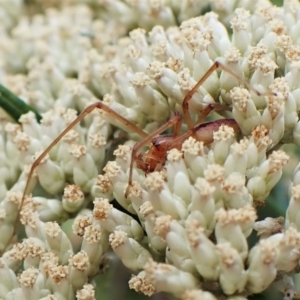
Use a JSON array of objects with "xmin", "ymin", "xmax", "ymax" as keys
[{"xmin": 1, "ymin": 0, "xmax": 300, "ymax": 299}]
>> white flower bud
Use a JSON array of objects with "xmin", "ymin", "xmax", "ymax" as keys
[
  {"xmin": 185, "ymin": 219, "xmax": 219, "ymax": 280},
  {"xmin": 246, "ymin": 239, "xmax": 278, "ymax": 293},
  {"xmin": 109, "ymin": 230, "xmax": 151, "ymax": 271},
  {"xmin": 215, "ymin": 243, "xmax": 247, "ymax": 295},
  {"xmin": 44, "ymin": 222, "xmax": 73, "ymax": 265}
]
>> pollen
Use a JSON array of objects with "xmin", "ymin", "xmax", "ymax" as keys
[
  {"xmin": 127, "ymin": 181, "xmax": 143, "ymax": 198},
  {"xmin": 103, "ymin": 161, "xmax": 121, "ymax": 179},
  {"xmin": 77, "ymin": 284, "xmax": 96, "ymax": 300},
  {"xmin": 144, "ymin": 171, "xmax": 165, "ymax": 192},
  {"xmin": 167, "ymin": 148, "xmax": 183, "ymax": 162},
  {"xmin": 178, "ymin": 68, "xmax": 194, "ymax": 91},
  {"xmin": 4, "ymin": 123, "xmax": 21, "ymax": 136},
  {"xmin": 239, "ymin": 205, "xmax": 257, "ymax": 223},
  {"xmin": 182, "ymin": 137, "xmax": 205, "ymax": 156},
  {"xmin": 13, "ymin": 131, "xmax": 30, "ymax": 152},
  {"xmin": 48, "ymin": 265, "xmax": 69, "ymax": 283},
  {"xmin": 204, "ymin": 164, "xmax": 225, "ymax": 183},
  {"xmin": 213, "ymin": 124, "xmax": 235, "ymax": 141},
  {"xmin": 18, "ymin": 267, "xmax": 40, "ymax": 287},
  {"xmin": 280, "ymin": 227, "xmax": 300, "ymax": 247},
  {"xmin": 255, "ymin": 57, "xmax": 278, "ymax": 74},
  {"xmin": 154, "ymin": 215, "xmax": 172, "ymax": 239},
  {"xmin": 269, "ymin": 77, "xmax": 289, "ymax": 99},
  {"xmin": 147, "ymin": 60, "xmax": 165, "ymax": 79},
  {"xmin": 222, "ymin": 173, "xmax": 245, "ymax": 194},
  {"xmin": 95, "ymin": 174, "xmax": 112, "ymax": 193},
  {"xmin": 276, "ymin": 34, "xmax": 293, "ymax": 52},
  {"xmin": 131, "ymin": 72, "xmax": 152, "ymax": 86},
  {"xmin": 62, "ymin": 130, "xmax": 79, "ymax": 143},
  {"xmin": 268, "ymin": 150, "xmax": 289, "ymax": 173},
  {"xmin": 109, "ymin": 230, "xmax": 127, "ymax": 248},
  {"xmin": 45, "ymin": 222, "xmax": 61, "ymax": 238},
  {"xmin": 230, "ymin": 87, "xmax": 251, "ymax": 112},
  {"xmin": 248, "ymin": 44, "xmax": 267, "ymax": 70},
  {"xmin": 194, "ymin": 178, "xmax": 215, "ymax": 196},
  {"xmin": 215, "ymin": 208, "xmax": 240, "ymax": 225},
  {"xmin": 63, "ymin": 184, "xmax": 84, "ymax": 203},
  {"xmin": 166, "ymin": 57, "xmax": 183, "ymax": 72},
  {"xmin": 69, "ymin": 251, "xmax": 90, "ymax": 271},
  {"xmin": 68, "ymin": 144, "xmax": 87, "ymax": 158},
  {"xmin": 224, "ymin": 47, "xmax": 241, "ymax": 63},
  {"xmin": 114, "ymin": 144, "xmax": 131, "ymax": 161},
  {"xmin": 93, "ymin": 197, "xmax": 112, "ymax": 220},
  {"xmin": 6, "ymin": 191, "xmax": 23, "ymax": 206},
  {"xmin": 72, "ymin": 215, "xmax": 93, "ymax": 237},
  {"xmin": 88, "ymin": 133, "xmax": 106, "ymax": 148},
  {"xmin": 129, "ymin": 273, "xmax": 156, "ymax": 297},
  {"xmin": 84, "ymin": 224, "xmax": 102, "ymax": 243},
  {"xmin": 139, "ymin": 201, "xmax": 154, "ymax": 217},
  {"xmin": 19, "ymin": 111, "xmax": 36, "ymax": 124}
]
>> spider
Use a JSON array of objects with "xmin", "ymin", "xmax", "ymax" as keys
[{"xmin": 2, "ymin": 61, "xmax": 268, "ymax": 254}]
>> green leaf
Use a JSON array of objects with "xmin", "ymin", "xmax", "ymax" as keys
[{"xmin": 0, "ymin": 83, "xmax": 42, "ymax": 123}]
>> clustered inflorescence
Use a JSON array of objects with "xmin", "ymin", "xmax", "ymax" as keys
[{"xmin": 1, "ymin": 0, "xmax": 300, "ymax": 299}]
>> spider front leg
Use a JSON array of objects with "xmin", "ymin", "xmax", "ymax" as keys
[{"xmin": 2, "ymin": 100, "xmax": 149, "ymax": 255}]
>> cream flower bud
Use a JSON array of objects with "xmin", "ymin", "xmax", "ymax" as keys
[
  {"xmin": 185, "ymin": 219, "xmax": 219, "ymax": 280},
  {"xmin": 215, "ymin": 243, "xmax": 247, "ymax": 295},
  {"xmin": 144, "ymin": 171, "xmax": 188, "ymax": 220},
  {"xmin": 18, "ymin": 267, "xmax": 45, "ymax": 300},
  {"xmin": 62, "ymin": 184, "xmax": 84, "ymax": 213},
  {"xmin": 189, "ymin": 178, "xmax": 216, "ymax": 234},
  {"xmin": 68, "ymin": 144, "xmax": 98, "ymax": 193},
  {"xmin": 267, "ymin": 227, "xmax": 300, "ymax": 272},
  {"xmin": 147, "ymin": 61, "xmax": 181, "ymax": 101},
  {"xmin": 165, "ymin": 149, "xmax": 191, "ymax": 204},
  {"xmin": 246, "ymin": 239, "xmax": 278, "ymax": 293},
  {"xmin": 129, "ymin": 271, "xmax": 156, "ymax": 297},
  {"xmin": 182, "ymin": 137, "xmax": 207, "ymax": 182},
  {"xmin": 81, "ymin": 223, "xmax": 109, "ymax": 276},
  {"xmin": 22, "ymin": 237, "xmax": 46, "ymax": 269},
  {"xmin": 144, "ymin": 258, "xmax": 199, "ymax": 297},
  {"xmin": 68, "ymin": 251, "xmax": 90, "ymax": 290},
  {"xmin": 215, "ymin": 208, "xmax": 248, "ymax": 260},
  {"xmin": 230, "ymin": 9, "xmax": 251, "ymax": 54},
  {"xmin": 224, "ymin": 142, "xmax": 248, "ymax": 176},
  {"xmin": 90, "ymin": 174, "xmax": 113, "ymax": 201},
  {"xmin": 34, "ymin": 153, "xmax": 65, "ymax": 195},
  {"xmin": 155, "ymin": 215, "xmax": 194, "ymax": 273},
  {"xmin": 93, "ymin": 198, "xmax": 143, "ymax": 240},
  {"xmin": 0, "ymin": 258, "xmax": 18, "ymax": 298},
  {"xmin": 33, "ymin": 197, "xmax": 67, "ymax": 222},
  {"xmin": 131, "ymin": 72, "xmax": 169, "ymax": 123},
  {"xmin": 221, "ymin": 172, "xmax": 252, "ymax": 208},
  {"xmin": 212, "ymin": 124, "xmax": 237, "ymax": 165},
  {"xmin": 231, "ymin": 87, "xmax": 261, "ymax": 134},
  {"xmin": 76, "ymin": 283, "xmax": 96, "ymax": 300},
  {"xmin": 139, "ymin": 201, "xmax": 166, "ymax": 255},
  {"xmin": 109, "ymin": 230, "xmax": 151, "ymax": 271},
  {"xmin": 45, "ymin": 222, "xmax": 73, "ymax": 265},
  {"xmin": 261, "ymin": 93, "xmax": 285, "ymax": 146},
  {"xmin": 103, "ymin": 161, "xmax": 135, "ymax": 214}
]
